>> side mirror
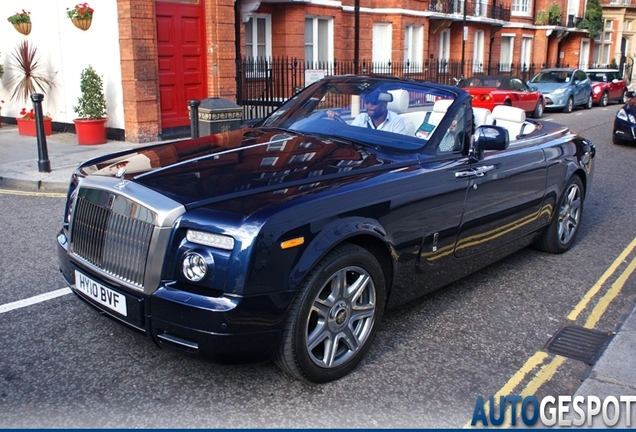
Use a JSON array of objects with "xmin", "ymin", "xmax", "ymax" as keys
[
  {"xmin": 627, "ymin": 91, "xmax": 636, "ymax": 99},
  {"xmin": 530, "ymin": 86, "xmax": 539, "ymax": 92},
  {"xmin": 471, "ymin": 125, "xmax": 509, "ymax": 160},
  {"xmin": 612, "ymin": 78, "xmax": 620, "ymax": 83}
]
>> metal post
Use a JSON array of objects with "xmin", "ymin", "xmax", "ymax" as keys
[
  {"xmin": 461, "ymin": 0, "xmax": 467, "ymax": 80},
  {"xmin": 354, "ymin": 0, "xmax": 360, "ymax": 74},
  {"xmin": 30, "ymin": 93, "xmax": 51, "ymax": 173},
  {"xmin": 189, "ymin": 99, "xmax": 201, "ymax": 138}
]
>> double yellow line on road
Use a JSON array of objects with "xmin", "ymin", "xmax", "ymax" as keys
[
  {"xmin": 0, "ymin": 188, "xmax": 66, "ymax": 198},
  {"xmin": 464, "ymin": 237, "xmax": 636, "ymax": 428}
]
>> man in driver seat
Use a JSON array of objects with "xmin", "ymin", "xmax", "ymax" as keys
[{"xmin": 350, "ymin": 91, "xmax": 407, "ymax": 134}]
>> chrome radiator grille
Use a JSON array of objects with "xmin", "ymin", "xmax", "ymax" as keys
[{"xmin": 70, "ymin": 190, "xmax": 155, "ymax": 290}]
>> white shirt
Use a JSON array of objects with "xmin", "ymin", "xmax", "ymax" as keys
[{"xmin": 350, "ymin": 110, "xmax": 407, "ymax": 134}]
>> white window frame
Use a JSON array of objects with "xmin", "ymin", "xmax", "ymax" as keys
[
  {"xmin": 305, "ymin": 16, "xmax": 334, "ymax": 68},
  {"xmin": 520, "ymin": 36, "xmax": 532, "ymax": 71},
  {"xmin": 439, "ymin": 29, "xmax": 450, "ymax": 73},
  {"xmin": 245, "ymin": 14, "xmax": 272, "ymax": 60},
  {"xmin": 404, "ymin": 24, "xmax": 424, "ymax": 72},
  {"xmin": 511, "ymin": 0, "xmax": 531, "ymax": 17},
  {"xmin": 500, "ymin": 34, "xmax": 515, "ymax": 72},
  {"xmin": 579, "ymin": 39, "xmax": 590, "ymax": 69},
  {"xmin": 473, "ymin": 30, "xmax": 485, "ymax": 72},
  {"xmin": 372, "ymin": 23, "xmax": 393, "ymax": 73}
]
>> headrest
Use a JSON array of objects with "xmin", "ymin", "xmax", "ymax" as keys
[
  {"xmin": 433, "ymin": 99, "xmax": 453, "ymax": 113},
  {"xmin": 387, "ymin": 89, "xmax": 409, "ymax": 113},
  {"xmin": 492, "ymin": 105, "xmax": 526, "ymax": 123},
  {"xmin": 473, "ymin": 107, "xmax": 493, "ymax": 126},
  {"xmin": 363, "ymin": 91, "xmax": 393, "ymax": 104}
]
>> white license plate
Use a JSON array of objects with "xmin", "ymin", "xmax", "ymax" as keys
[{"xmin": 75, "ymin": 270, "xmax": 128, "ymax": 317}]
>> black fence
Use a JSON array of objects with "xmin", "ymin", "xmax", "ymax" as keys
[{"xmin": 237, "ymin": 57, "xmax": 571, "ymax": 120}]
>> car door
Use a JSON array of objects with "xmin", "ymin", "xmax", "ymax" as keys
[
  {"xmin": 454, "ymin": 138, "xmax": 547, "ymax": 258},
  {"xmin": 609, "ymin": 72, "xmax": 623, "ymax": 100},
  {"xmin": 511, "ymin": 78, "xmax": 535, "ymax": 112},
  {"xmin": 574, "ymin": 70, "xmax": 590, "ymax": 105}
]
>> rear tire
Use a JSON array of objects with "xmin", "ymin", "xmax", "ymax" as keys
[
  {"xmin": 535, "ymin": 176, "xmax": 584, "ymax": 254},
  {"xmin": 275, "ymin": 243, "xmax": 385, "ymax": 383},
  {"xmin": 532, "ymin": 99, "xmax": 544, "ymax": 118}
]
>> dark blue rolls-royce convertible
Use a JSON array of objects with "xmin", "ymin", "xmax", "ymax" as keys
[{"xmin": 57, "ymin": 75, "xmax": 595, "ymax": 383}]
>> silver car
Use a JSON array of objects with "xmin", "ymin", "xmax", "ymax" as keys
[{"xmin": 528, "ymin": 68, "xmax": 593, "ymax": 113}]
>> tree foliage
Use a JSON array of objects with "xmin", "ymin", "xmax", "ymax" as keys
[
  {"xmin": 578, "ymin": 0, "xmax": 603, "ymax": 40},
  {"xmin": 74, "ymin": 65, "xmax": 107, "ymax": 119}
]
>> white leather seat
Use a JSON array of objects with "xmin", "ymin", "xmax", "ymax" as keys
[
  {"xmin": 492, "ymin": 105, "xmax": 527, "ymax": 140},
  {"xmin": 473, "ymin": 107, "xmax": 494, "ymax": 127},
  {"xmin": 387, "ymin": 90, "xmax": 416, "ymax": 135}
]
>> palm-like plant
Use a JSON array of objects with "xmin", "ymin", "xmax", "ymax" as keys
[{"xmin": 7, "ymin": 40, "xmax": 54, "ymax": 103}]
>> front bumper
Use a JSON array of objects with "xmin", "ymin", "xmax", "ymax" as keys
[
  {"xmin": 613, "ymin": 118, "xmax": 636, "ymax": 144},
  {"xmin": 543, "ymin": 93, "xmax": 569, "ymax": 109},
  {"xmin": 57, "ymin": 231, "xmax": 288, "ymax": 359}
]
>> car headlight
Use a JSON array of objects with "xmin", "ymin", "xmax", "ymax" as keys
[
  {"xmin": 186, "ymin": 230, "xmax": 235, "ymax": 250},
  {"xmin": 616, "ymin": 108, "xmax": 636, "ymax": 123},
  {"xmin": 182, "ymin": 252, "xmax": 209, "ymax": 282},
  {"xmin": 553, "ymin": 88, "xmax": 566, "ymax": 95},
  {"xmin": 593, "ymin": 87, "xmax": 601, "ymax": 95}
]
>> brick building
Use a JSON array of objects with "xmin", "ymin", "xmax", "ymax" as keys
[{"xmin": 0, "ymin": 0, "xmax": 627, "ymax": 144}]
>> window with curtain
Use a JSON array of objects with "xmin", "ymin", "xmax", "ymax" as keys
[
  {"xmin": 473, "ymin": 30, "xmax": 484, "ymax": 72},
  {"xmin": 404, "ymin": 24, "xmax": 423, "ymax": 71},
  {"xmin": 305, "ymin": 17, "xmax": 333, "ymax": 68},
  {"xmin": 500, "ymin": 35, "xmax": 514, "ymax": 72}
]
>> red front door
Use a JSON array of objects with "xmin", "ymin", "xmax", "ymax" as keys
[{"xmin": 156, "ymin": 1, "xmax": 207, "ymax": 129}]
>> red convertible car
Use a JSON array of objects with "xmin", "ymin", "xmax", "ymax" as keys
[{"xmin": 458, "ymin": 75, "xmax": 545, "ymax": 118}]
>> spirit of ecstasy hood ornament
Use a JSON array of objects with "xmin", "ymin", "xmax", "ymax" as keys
[{"xmin": 115, "ymin": 167, "xmax": 127, "ymax": 190}]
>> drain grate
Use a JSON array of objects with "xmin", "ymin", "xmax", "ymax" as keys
[{"xmin": 544, "ymin": 324, "xmax": 614, "ymax": 365}]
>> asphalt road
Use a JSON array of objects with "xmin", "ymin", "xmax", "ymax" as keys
[{"xmin": 1, "ymin": 104, "xmax": 635, "ymax": 428}]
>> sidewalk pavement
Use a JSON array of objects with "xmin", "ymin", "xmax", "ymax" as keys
[
  {"xmin": 1, "ymin": 123, "xmax": 635, "ymax": 425},
  {"xmin": 0, "ymin": 124, "xmax": 143, "ymax": 193}
]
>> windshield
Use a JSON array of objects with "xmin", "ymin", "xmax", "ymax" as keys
[
  {"xmin": 259, "ymin": 77, "xmax": 458, "ymax": 152},
  {"xmin": 587, "ymin": 72, "xmax": 609, "ymax": 83},
  {"xmin": 530, "ymin": 71, "xmax": 573, "ymax": 84}
]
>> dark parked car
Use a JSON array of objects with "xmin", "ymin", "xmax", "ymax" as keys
[
  {"xmin": 57, "ymin": 75, "xmax": 595, "ymax": 383},
  {"xmin": 528, "ymin": 68, "xmax": 593, "ymax": 113},
  {"xmin": 585, "ymin": 68, "xmax": 628, "ymax": 106},
  {"xmin": 612, "ymin": 93, "xmax": 636, "ymax": 144}
]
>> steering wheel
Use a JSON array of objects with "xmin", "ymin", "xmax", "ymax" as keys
[{"xmin": 320, "ymin": 110, "xmax": 347, "ymax": 123}]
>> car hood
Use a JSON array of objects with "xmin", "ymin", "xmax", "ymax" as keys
[
  {"xmin": 529, "ymin": 83, "xmax": 568, "ymax": 93},
  {"xmin": 76, "ymin": 127, "xmax": 409, "ymax": 213}
]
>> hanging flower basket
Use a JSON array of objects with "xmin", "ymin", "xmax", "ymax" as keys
[
  {"xmin": 71, "ymin": 17, "xmax": 91, "ymax": 30},
  {"xmin": 13, "ymin": 21, "xmax": 31, "ymax": 35},
  {"xmin": 67, "ymin": 3, "xmax": 94, "ymax": 30}
]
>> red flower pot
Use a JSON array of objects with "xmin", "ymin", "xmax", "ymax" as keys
[
  {"xmin": 17, "ymin": 118, "xmax": 52, "ymax": 136},
  {"xmin": 74, "ymin": 118, "xmax": 107, "ymax": 145}
]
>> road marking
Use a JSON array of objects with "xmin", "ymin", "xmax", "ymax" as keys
[
  {"xmin": 0, "ymin": 188, "xmax": 66, "ymax": 198},
  {"xmin": 585, "ymin": 253, "xmax": 636, "ymax": 328},
  {"xmin": 0, "ymin": 288, "xmax": 72, "ymax": 314},
  {"xmin": 568, "ymin": 236, "xmax": 636, "ymax": 321},
  {"xmin": 465, "ymin": 237, "xmax": 636, "ymax": 428}
]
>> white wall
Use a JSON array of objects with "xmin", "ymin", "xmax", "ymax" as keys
[{"xmin": 0, "ymin": 0, "xmax": 124, "ymax": 129}]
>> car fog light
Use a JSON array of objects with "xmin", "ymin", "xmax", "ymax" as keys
[{"xmin": 182, "ymin": 252, "xmax": 208, "ymax": 282}]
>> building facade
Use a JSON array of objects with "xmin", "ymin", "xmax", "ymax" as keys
[{"xmin": 0, "ymin": 0, "xmax": 628, "ymax": 144}]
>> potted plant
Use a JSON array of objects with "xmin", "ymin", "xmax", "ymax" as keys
[
  {"xmin": 7, "ymin": 10, "xmax": 31, "ymax": 35},
  {"xmin": 16, "ymin": 107, "xmax": 52, "ymax": 136},
  {"xmin": 67, "ymin": 3, "xmax": 94, "ymax": 31},
  {"xmin": 6, "ymin": 40, "xmax": 55, "ymax": 103},
  {"xmin": 73, "ymin": 65, "xmax": 107, "ymax": 145}
]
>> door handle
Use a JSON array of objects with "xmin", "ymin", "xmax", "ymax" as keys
[{"xmin": 455, "ymin": 165, "xmax": 494, "ymax": 178}]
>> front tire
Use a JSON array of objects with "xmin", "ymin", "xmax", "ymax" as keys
[
  {"xmin": 600, "ymin": 91, "xmax": 609, "ymax": 107},
  {"xmin": 535, "ymin": 176, "xmax": 584, "ymax": 254},
  {"xmin": 275, "ymin": 244, "xmax": 385, "ymax": 383},
  {"xmin": 563, "ymin": 97, "xmax": 574, "ymax": 113}
]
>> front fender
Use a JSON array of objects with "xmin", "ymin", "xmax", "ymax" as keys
[{"xmin": 285, "ymin": 216, "xmax": 392, "ymax": 294}]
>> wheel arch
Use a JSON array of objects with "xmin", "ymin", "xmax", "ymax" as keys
[{"xmin": 285, "ymin": 217, "xmax": 395, "ymax": 305}]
